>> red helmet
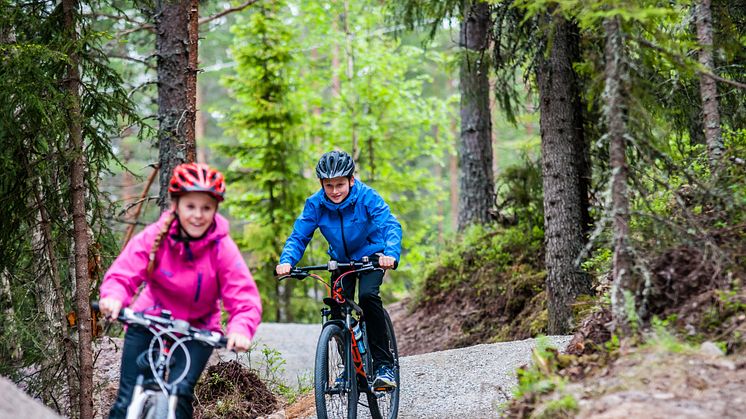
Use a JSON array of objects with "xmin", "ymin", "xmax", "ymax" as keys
[{"xmin": 168, "ymin": 163, "xmax": 226, "ymax": 202}]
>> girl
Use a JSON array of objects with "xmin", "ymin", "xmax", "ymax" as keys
[{"xmin": 99, "ymin": 163, "xmax": 262, "ymax": 419}]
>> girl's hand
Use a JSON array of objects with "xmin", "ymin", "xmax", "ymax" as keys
[
  {"xmin": 227, "ymin": 332, "xmax": 251, "ymax": 352},
  {"xmin": 379, "ymin": 255, "xmax": 396, "ymax": 269},
  {"xmin": 99, "ymin": 298, "xmax": 123, "ymax": 320}
]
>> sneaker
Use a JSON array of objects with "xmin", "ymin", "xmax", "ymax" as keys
[
  {"xmin": 372, "ymin": 365, "xmax": 396, "ymax": 389},
  {"xmin": 334, "ymin": 371, "xmax": 346, "ymax": 387}
]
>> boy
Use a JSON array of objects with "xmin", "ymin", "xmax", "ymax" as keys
[{"xmin": 275, "ymin": 150, "xmax": 402, "ymax": 388}]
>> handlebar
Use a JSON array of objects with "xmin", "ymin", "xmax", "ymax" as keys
[
  {"xmin": 91, "ymin": 301, "xmax": 228, "ymax": 348},
  {"xmin": 275, "ymin": 257, "xmax": 398, "ymax": 280}
]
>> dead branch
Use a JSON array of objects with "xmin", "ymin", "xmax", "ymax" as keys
[
  {"xmin": 122, "ymin": 164, "xmax": 159, "ymax": 249},
  {"xmin": 199, "ymin": 0, "xmax": 260, "ymax": 26}
]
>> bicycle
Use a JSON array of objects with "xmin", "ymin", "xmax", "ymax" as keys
[
  {"xmin": 92, "ymin": 301, "xmax": 227, "ymax": 419},
  {"xmin": 277, "ymin": 257, "xmax": 400, "ymax": 419}
]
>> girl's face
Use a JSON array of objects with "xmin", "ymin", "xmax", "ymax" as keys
[
  {"xmin": 322, "ymin": 176, "xmax": 354, "ymax": 203},
  {"xmin": 173, "ymin": 192, "xmax": 218, "ymax": 237}
]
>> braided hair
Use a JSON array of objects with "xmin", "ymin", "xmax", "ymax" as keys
[{"xmin": 146, "ymin": 211, "xmax": 177, "ymax": 274}]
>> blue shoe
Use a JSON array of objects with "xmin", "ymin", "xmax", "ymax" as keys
[
  {"xmin": 372, "ymin": 365, "xmax": 396, "ymax": 389},
  {"xmin": 334, "ymin": 371, "xmax": 346, "ymax": 387}
]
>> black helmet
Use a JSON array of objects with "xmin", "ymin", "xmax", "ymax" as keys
[{"xmin": 315, "ymin": 150, "xmax": 355, "ymax": 179}]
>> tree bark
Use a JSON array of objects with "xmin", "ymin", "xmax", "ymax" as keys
[
  {"xmin": 536, "ymin": 14, "xmax": 592, "ymax": 334},
  {"xmin": 603, "ymin": 16, "xmax": 634, "ymax": 336},
  {"xmin": 695, "ymin": 0, "xmax": 723, "ymax": 168},
  {"xmin": 62, "ymin": 0, "xmax": 93, "ymax": 416},
  {"xmin": 450, "ymin": 115, "xmax": 459, "ymax": 232},
  {"xmin": 1, "ymin": 268, "xmax": 22, "ymax": 360},
  {"xmin": 31, "ymin": 179, "xmax": 77, "ymax": 414},
  {"xmin": 196, "ymin": 83, "xmax": 207, "ymax": 163},
  {"xmin": 457, "ymin": 0, "xmax": 495, "ymax": 231},
  {"xmin": 156, "ymin": 0, "xmax": 199, "ymax": 210}
]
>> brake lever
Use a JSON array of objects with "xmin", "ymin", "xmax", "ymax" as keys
[{"xmin": 277, "ymin": 270, "xmax": 309, "ymax": 281}]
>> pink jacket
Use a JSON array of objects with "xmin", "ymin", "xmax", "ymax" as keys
[{"xmin": 100, "ymin": 212, "xmax": 262, "ymax": 339}]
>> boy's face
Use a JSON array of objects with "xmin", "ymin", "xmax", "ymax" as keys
[{"xmin": 322, "ymin": 176, "xmax": 354, "ymax": 203}]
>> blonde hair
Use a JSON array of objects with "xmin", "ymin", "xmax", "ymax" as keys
[{"xmin": 146, "ymin": 211, "xmax": 177, "ymax": 274}]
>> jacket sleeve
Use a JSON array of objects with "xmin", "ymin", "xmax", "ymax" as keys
[
  {"xmin": 218, "ymin": 237, "xmax": 263, "ymax": 339},
  {"xmin": 365, "ymin": 189, "xmax": 403, "ymax": 261},
  {"xmin": 99, "ymin": 227, "xmax": 153, "ymax": 306},
  {"xmin": 279, "ymin": 198, "xmax": 319, "ymax": 266}
]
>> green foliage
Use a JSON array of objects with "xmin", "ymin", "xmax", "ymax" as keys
[
  {"xmin": 221, "ymin": 0, "xmax": 455, "ymax": 321},
  {"xmin": 219, "ymin": 0, "xmax": 312, "ymax": 321},
  {"xmin": 495, "ymin": 154, "xmax": 544, "ymax": 230},
  {"xmin": 0, "ymin": 0, "xmax": 143, "ymax": 386},
  {"xmin": 645, "ymin": 318, "xmax": 692, "ymax": 354},
  {"xmin": 514, "ymin": 339, "xmax": 563, "ymax": 398},
  {"xmin": 538, "ymin": 394, "xmax": 579, "ymax": 419}
]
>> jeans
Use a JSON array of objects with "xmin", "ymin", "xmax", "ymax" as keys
[
  {"xmin": 331, "ymin": 264, "xmax": 394, "ymax": 371},
  {"xmin": 108, "ymin": 325, "xmax": 214, "ymax": 419}
]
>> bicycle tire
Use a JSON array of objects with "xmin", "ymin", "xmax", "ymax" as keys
[
  {"xmin": 315, "ymin": 323, "xmax": 358, "ymax": 419},
  {"xmin": 366, "ymin": 309, "xmax": 400, "ymax": 419},
  {"xmin": 140, "ymin": 393, "xmax": 168, "ymax": 419}
]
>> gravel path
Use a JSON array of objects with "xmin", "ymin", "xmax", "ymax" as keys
[
  {"xmin": 221, "ymin": 323, "xmax": 571, "ymax": 418},
  {"xmin": 398, "ymin": 336, "xmax": 572, "ymax": 418}
]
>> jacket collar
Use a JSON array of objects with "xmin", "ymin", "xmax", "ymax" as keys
[{"xmin": 158, "ymin": 211, "xmax": 229, "ymax": 252}]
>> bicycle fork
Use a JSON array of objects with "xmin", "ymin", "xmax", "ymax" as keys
[{"xmin": 125, "ymin": 376, "xmax": 148, "ymax": 419}]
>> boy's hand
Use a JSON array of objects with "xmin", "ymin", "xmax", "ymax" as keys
[
  {"xmin": 227, "ymin": 332, "xmax": 251, "ymax": 352},
  {"xmin": 99, "ymin": 297, "xmax": 123, "ymax": 320},
  {"xmin": 275, "ymin": 263, "xmax": 292, "ymax": 276},
  {"xmin": 379, "ymin": 255, "xmax": 396, "ymax": 269}
]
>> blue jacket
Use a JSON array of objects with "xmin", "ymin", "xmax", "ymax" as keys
[{"xmin": 280, "ymin": 180, "xmax": 402, "ymax": 266}]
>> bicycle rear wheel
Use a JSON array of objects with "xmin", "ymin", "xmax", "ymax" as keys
[
  {"xmin": 315, "ymin": 323, "xmax": 358, "ymax": 419},
  {"xmin": 366, "ymin": 309, "xmax": 400, "ymax": 419}
]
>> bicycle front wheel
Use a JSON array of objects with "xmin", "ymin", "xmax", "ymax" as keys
[
  {"xmin": 315, "ymin": 323, "xmax": 358, "ymax": 419},
  {"xmin": 366, "ymin": 309, "xmax": 400, "ymax": 419},
  {"xmin": 141, "ymin": 393, "xmax": 168, "ymax": 419}
]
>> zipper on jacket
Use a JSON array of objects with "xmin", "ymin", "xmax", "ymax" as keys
[
  {"xmin": 194, "ymin": 272, "xmax": 202, "ymax": 302},
  {"xmin": 337, "ymin": 209, "xmax": 350, "ymax": 260}
]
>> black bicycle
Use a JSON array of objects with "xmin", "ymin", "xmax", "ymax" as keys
[
  {"xmin": 278, "ymin": 257, "xmax": 400, "ymax": 419},
  {"xmin": 92, "ymin": 301, "xmax": 227, "ymax": 419}
]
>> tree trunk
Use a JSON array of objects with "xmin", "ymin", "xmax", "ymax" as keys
[
  {"xmin": 536, "ymin": 14, "xmax": 592, "ymax": 334},
  {"xmin": 156, "ymin": 0, "xmax": 199, "ymax": 210},
  {"xmin": 695, "ymin": 0, "xmax": 723, "ymax": 167},
  {"xmin": 450, "ymin": 115, "xmax": 459, "ymax": 232},
  {"xmin": 457, "ymin": 1, "xmax": 494, "ymax": 231},
  {"xmin": 196, "ymin": 83, "xmax": 207, "ymax": 163},
  {"xmin": 1, "ymin": 268, "xmax": 22, "ymax": 360},
  {"xmin": 62, "ymin": 0, "xmax": 93, "ymax": 416},
  {"xmin": 31, "ymin": 179, "xmax": 77, "ymax": 414},
  {"xmin": 603, "ymin": 16, "xmax": 634, "ymax": 336}
]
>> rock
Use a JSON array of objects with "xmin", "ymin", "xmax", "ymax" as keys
[
  {"xmin": 0, "ymin": 376, "xmax": 62, "ymax": 419},
  {"xmin": 699, "ymin": 341, "xmax": 724, "ymax": 357}
]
